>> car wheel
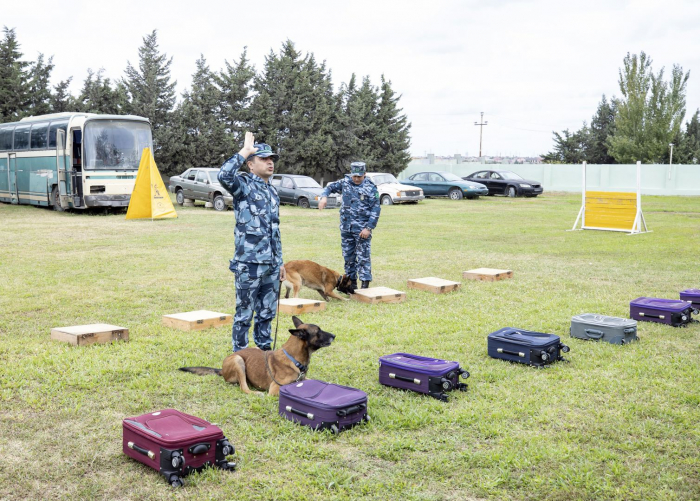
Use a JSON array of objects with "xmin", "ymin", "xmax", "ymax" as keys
[
  {"xmin": 448, "ymin": 188, "xmax": 463, "ymax": 200},
  {"xmin": 380, "ymin": 195, "xmax": 393, "ymax": 205},
  {"xmin": 506, "ymin": 186, "xmax": 517, "ymax": 198},
  {"xmin": 51, "ymin": 186, "xmax": 65, "ymax": 212},
  {"xmin": 297, "ymin": 197, "xmax": 310, "ymax": 209},
  {"xmin": 175, "ymin": 189, "xmax": 185, "ymax": 205},
  {"xmin": 213, "ymin": 194, "xmax": 226, "ymax": 211}
]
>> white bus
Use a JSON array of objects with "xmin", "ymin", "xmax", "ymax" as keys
[{"xmin": 0, "ymin": 112, "xmax": 152, "ymax": 210}]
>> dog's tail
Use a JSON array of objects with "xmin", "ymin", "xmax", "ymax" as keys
[{"xmin": 179, "ymin": 366, "xmax": 222, "ymax": 376}]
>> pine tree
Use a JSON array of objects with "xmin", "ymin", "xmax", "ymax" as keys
[
  {"xmin": 607, "ymin": 52, "xmax": 689, "ymax": 163},
  {"xmin": 51, "ymin": 78, "xmax": 74, "ymax": 112},
  {"xmin": 675, "ymin": 110, "xmax": 700, "ymax": 164},
  {"xmin": 76, "ymin": 69, "xmax": 128, "ymax": 114},
  {"xmin": 24, "ymin": 53, "xmax": 54, "ymax": 117},
  {"xmin": 178, "ymin": 55, "xmax": 232, "ymax": 169},
  {"xmin": 216, "ymin": 47, "xmax": 255, "ymax": 147},
  {"xmin": 587, "ymin": 95, "xmax": 616, "ymax": 164},
  {"xmin": 328, "ymin": 75, "xmax": 358, "ymax": 178},
  {"xmin": 372, "ymin": 75, "xmax": 411, "ymax": 175},
  {"xmin": 345, "ymin": 76, "xmax": 379, "ymax": 164},
  {"xmin": 123, "ymin": 30, "xmax": 177, "ymax": 170},
  {"xmin": 0, "ymin": 27, "xmax": 29, "ymax": 121}
]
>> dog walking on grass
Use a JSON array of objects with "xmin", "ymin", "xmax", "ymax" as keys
[
  {"xmin": 283, "ymin": 259, "xmax": 356, "ymax": 301},
  {"xmin": 179, "ymin": 316, "xmax": 335, "ymax": 396}
]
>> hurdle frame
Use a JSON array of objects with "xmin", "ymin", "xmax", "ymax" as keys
[{"xmin": 570, "ymin": 161, "xmax": 650, "ymax": 235}]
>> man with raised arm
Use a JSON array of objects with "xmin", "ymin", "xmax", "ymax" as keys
[
  {"xmin": 218, "ymin": 132, "xmax": 286, "ymax": 352},
  {"xmin": 318, "ymin": 161, "xmax": 381, "ymax": 289}
]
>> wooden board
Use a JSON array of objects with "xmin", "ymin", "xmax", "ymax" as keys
[
  {"xmin": 407, "ymin": 277, "xmax": 461, "ymax": 294},
  {"xmin": 584, "ymin": 191, "xmax": 637, "ymax": 230},
  {"xmin": 162, "ymin": 310, "xmax": 232, "ymax": 331},
  {"xmin": 462, "ymin": 268, "xmax": 513, "ymax": 281},
  {"xmin": 278, "ymin": 298, "xmax": 327, "ymax": 314},
  {"xmin": 351, "ymin": 287, "xmax": 407, "ymax": 304},
  {"xmin": 51, "ymin": 324, "xmax": 129, "ymax": 346}
]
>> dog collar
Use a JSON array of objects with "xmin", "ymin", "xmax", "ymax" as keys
[
  {"xmin": 336, "ymin": 276, "xmax": 342, "ymax": 288},
  {"xmin": 282, "ymin": 349, "xmax": 308, "ymax": 374}
]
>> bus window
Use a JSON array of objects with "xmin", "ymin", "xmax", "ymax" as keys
[
  {"xmin": 0, "ymin": 127, "xmax": 12, "ymax": 150},
  {"xmin": 83, "ymin": 119, "xmax": 152, "ymax": 170},
  {"xmin": 73, "ymin": 129, "xmax": 82, "ymax": 167},
  {"xmin": 13, "ymin": 125, "xmax": 30, "ymax": 150},
  {"xmin": 30, "ymin": 123, "xmax": 49, "ymax": 149},
  {"xmin": 48, "ymin": 121, "xmax": 69, "ymax": 148}
]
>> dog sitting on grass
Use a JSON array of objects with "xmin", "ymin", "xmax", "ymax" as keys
[
  {"xmin": 283, "ymin": 259, "xmax": 355, "ymax": 301},
  {"xmin": 179, "ymin": 316, "xmax": 335, "ymax": 396}
]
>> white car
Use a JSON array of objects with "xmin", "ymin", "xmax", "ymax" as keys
[{"xmin": 365, "ymin": 172, "xmax": 425, "ymax": 205}]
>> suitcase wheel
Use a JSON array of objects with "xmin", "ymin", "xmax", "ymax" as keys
[
  {"xmin": 460, "ymin": 370, "xmax": 470, "ymax": 380},
  {"xmin": 169, "ymin": 474, "xmax": 184, "ymax": 488},
  {"xmin": 439, "ymin": 394, "xmax": 449, "ymax": 402},
  {"xmin": 561, "ymin": 345, "xmax": 570, "ymax": 353},
  {"xmin": 363, "ymin": 414, "xmax": 371, "ymax": 423},
  {"xmin": 330, "ymin": 424, "xmax": 340, "ymax": 435}
]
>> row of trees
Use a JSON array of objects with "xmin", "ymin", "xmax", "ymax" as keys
[
  {"xmin": 543, "ymin": 52, "xmax": 700, "ymax": 164},
  {"xmin": 0, "ymin": 28, "xmax": 411, "ymax": 177}
]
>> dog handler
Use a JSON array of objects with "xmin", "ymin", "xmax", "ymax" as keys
[
  {"xmin": 218, "ymin": 132, "xmax": 286, "ymax": 352},
  {"xmin": 318, "ymin": 162, "xmax": 380, "ymax": 289}
]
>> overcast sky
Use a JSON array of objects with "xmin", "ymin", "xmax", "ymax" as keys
[{"xmin": 5, "ymin": 0, "xmax": 700, "ymax": 157}]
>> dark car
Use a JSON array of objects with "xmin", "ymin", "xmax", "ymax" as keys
[
  {"xmin": 169, "ymin": 167, "xmax": 233, "ymax": 210},
  {"xmin": 463, "ymin": 170, "xmax": 543, "ymax": 197},
  {"xmin": 402, "ymin": 171, "xmax": 488, "ymax": 200},
  {"xmin": 270, "ymin": 174, "xmax": 339, "ymax": 208}
]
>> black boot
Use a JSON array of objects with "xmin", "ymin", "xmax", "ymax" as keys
[
  {"xmin": 350, "ymin": 279, "xmax": 358, "ymax": 291},
  {"xmin": 361, "ymin": 281, "xmax": 370, "ymax": 289}
]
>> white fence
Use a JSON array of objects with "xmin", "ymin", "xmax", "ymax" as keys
[{"xmin": 400, "ymin": 162, "xmax": 700, "ymax": 196}]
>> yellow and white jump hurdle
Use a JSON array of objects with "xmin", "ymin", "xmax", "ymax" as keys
[{"xmin": 571, "ymin": 161, "xmax": 650, "ymax": 235}]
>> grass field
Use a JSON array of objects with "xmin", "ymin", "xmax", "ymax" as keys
[{"xmin": 1, "ymin": 193, "xmax": 699, "ymax": 501}]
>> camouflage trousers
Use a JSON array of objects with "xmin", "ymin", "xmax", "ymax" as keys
[
  {"xmin": 230, "ymin": 261, "xmax": 281, "ymax": 352},
  {"xmin": 341, "ymin": 230, "xmax": 372, "ymax": 282}
]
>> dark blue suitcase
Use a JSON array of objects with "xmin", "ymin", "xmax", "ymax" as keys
[{"xmin": 488, "ymin": 327, "xmax": 570, "ymax": 367}]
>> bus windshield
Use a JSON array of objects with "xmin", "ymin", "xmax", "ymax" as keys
[{"xmin": 83, "ymin": 120, "xmax": 153, "ymax": 170}]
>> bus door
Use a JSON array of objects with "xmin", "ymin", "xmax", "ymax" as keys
[
  {"xmin": 8, "ymin": 153, "xmax": 18, "ymax": 204},
  {"xmin": 56, "ymin": 129, "xmax": 72, "ymax": 208},
  {"xmin": 70, "ymin": 129, "xmax": 83, "ymax": 207}
]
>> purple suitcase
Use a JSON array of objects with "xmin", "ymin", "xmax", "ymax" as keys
[
  {"xmin": 378, "ymin": 353, "xmax": 470, "ymax": 402},
  {"xmin": 630, "ymin": 297, "xmax": 695, "ymax": 327},
  {"xmin": 123, "ymin": 409, "xmax": 235, "ymax": 487},
  {"xmin": 278, "ymin": 379, "xmax": 369, "ymax": 434},
  {"xmin": 680, "ymin": 289, "xmax": 700, "ymax": 310}
]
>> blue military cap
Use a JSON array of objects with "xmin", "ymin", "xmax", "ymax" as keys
[
  {"xmin": 248, "ymin": 143, "xmax": 279, "ymax": 161},
  {"xmin": 350, "ymin": 162, "xmax": 366, "ymax": 176}
]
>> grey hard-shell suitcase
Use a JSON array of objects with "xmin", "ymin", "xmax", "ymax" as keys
[{"xmin": 570, "ymin": 314, "xmax": 639, "ymax": 345}]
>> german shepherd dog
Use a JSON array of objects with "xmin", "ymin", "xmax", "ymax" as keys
[
  {"xmin": 283, "ymin": 259, "xmax": 355, "ymax": 301},
  {"xmin": 179, "ymin": 316, "xmax": 335, "ymax": 396}
]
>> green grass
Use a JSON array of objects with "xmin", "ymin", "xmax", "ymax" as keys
[{"xmin": 1, "ymin": 193, "xmax": 699, "ymax": 500}]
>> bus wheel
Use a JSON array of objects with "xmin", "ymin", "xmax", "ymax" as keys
[{"xmin": 51, "ymin": 186, "xmax": 65, "ymax": 212}]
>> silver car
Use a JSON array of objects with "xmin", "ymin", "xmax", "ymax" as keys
[
  {"xmin": 270, "ymin": 174, "xmax": 339, "ymax": 208},
  {"xmin": 169, "ymin": 167, "xmax": 233, "ymax": 211}
]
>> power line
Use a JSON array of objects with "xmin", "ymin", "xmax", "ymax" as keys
[{"xmin": 474, "ymin": 111, "xmax": 488, "ymax": 157}]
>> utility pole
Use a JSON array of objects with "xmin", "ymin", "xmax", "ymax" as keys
[{"xmin": 474, "ymin": 112, "xmax": 488, "ymax": 158}]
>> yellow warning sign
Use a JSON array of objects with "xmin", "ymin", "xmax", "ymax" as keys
[{"xmin": 126, "ymin": 148, "xmax": 177, "ymax": 220}]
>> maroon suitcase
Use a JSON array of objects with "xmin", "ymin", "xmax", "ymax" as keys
[{"xmin": 123, "ymin": 409, "xmax": 235, "ymax": 487}]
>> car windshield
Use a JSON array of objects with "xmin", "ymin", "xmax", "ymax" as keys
[
  {"xmin": 83, "ymin": 120, "xmax": 153, "ymax": 170},
  {"xmin": 371, "ymin": 174, "xmax": 398, "ymax": 185},
  {"xmin": 499, "ymin": 171, "xmax": 524, "ymax": 180},
  {"xmin": 440, "ymin": 172, "xmax": 463, "ymax": 181},
  {"xmin": 294, "ymin": 177, "xmax": 321, "ymax": 188}
]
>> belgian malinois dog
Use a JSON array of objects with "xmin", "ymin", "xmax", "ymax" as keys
[
  {"xmin": 179, "ymin": 316, "xmax": 335, "ymax": 396},
  {"xmin": 283, "ymin": 259, "xmax": 355, "ymax": 301}
]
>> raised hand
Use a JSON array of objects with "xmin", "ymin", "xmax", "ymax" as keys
[{"xmin": 239, "ymin": 131, "xmax": 258, "ymax": 159}]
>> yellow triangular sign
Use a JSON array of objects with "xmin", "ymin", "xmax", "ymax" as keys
[{"xmin": 126, "ymin": 148, "xmax": 177, "ymax": 220}]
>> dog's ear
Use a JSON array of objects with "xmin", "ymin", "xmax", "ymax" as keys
[
  {"xmin": 289, "ymin": 328, "xmax": 308, "ymax": 340},
  {"xmin": 291, "ymin": 316, "xmax": 304, "ymax": 328}
]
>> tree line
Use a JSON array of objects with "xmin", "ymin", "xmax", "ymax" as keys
[
  {"xmin": 543, "ymin": 52, "xmax": 700, "ymax": 165},
  {"xmin": 0, "ymin": 28, "xmax": 412, "ymax": 178}
]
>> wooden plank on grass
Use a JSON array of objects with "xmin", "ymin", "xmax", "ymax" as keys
[
  {"xmin": 278, "ymin": 298, "xmax": 327, "ymax": 314},
  {"xmin": 407, "ymin": 277, "xmax": 461, "ymax": 294},
  {"xmin": 463, "ymin": 268, "xmax": 513, "ymax": 281},
  {"xmin": 162, "ymin": 310, "xmax": 232, "ymax": 331},
  {"xmin": 351, "ymin": 287, "xmax": 406, "ymax": 304},
  {"xmin": 51, "ymin": 324, "xmax": 129, "ymax": 346}
]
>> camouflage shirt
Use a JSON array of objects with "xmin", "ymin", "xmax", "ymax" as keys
[
  {"xmin": 322, "ymin": 175, "xmax": 381, "ymax": 233},
  {"xmin": 218, "ymin": 154, "xmax": 283, "ymax": 266}
]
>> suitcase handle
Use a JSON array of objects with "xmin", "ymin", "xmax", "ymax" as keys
[
  {"xmin": 584, "ymin": 329, "xmax": 604, "ymax": 339},
  {"xmin": 127, "ymin": 441, "xmax": 155, "ymax": 460},
  {"xmin": 188, "ymin": 443, "xmax": 211, "ymax": 455},
  {"xmin": 497, "ymin": 348, "xmax": 525, "ymax": 357},
  {"xmin": 638, "ymin": 312, "xmax": 665, "ymax": 319},
  {"xmin": 286, "ymin": 405, "xmax": 314, "ymax": 421},
  {"xmin": 389, "ymin": 373, "xmax": 421, "ymax": 384},
  {"xmin": 623, "ymin": 327, "xmax": 636, "ymax": 334},
  {"xmin": 337, "ymin": 403, "xmax": 366, "ymax": 417}
]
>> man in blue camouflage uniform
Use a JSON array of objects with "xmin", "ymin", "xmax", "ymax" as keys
[
  {"xmin": 218, "ymin": 132, "xmax": 286, "ymax": 352},
  {"xmin": 319, "ymin": 162, "xmax": 381, "ymax": 289}
]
